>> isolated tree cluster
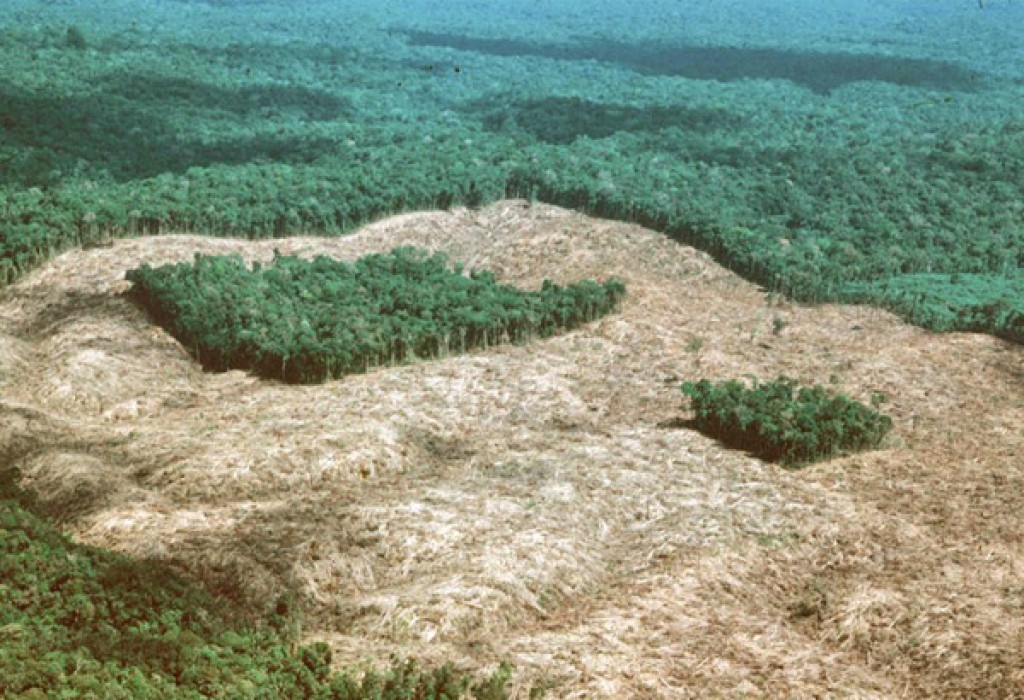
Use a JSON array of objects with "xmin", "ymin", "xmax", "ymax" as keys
[
  {"xmin": 126, "ymin": 246, "xmax": 626, "ymax": 383},
  {"xmin": 681, "ymin": 376, "xmax": 893, "ymax": 466}
]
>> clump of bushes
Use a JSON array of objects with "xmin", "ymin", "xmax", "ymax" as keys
[
  {"xmin": 680, "ymin": 376, "xmax": 893, "ymax": 466},
  {"xmin": 0, "ymin": 467, "xmax": 518, "ymax": 698},
  {"xmin": 126, "ymin": 246, "xmax": 626, "ymax": 383}
]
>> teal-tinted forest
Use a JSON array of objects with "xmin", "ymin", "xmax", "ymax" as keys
[{"xmin": 1, "ymin": 0, "xmax": 1021, "ymax": 341}]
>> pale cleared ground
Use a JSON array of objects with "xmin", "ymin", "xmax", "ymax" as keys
[{"xmin": 1, "ymin": 201, "xmax": 1021, "ymax": 698}]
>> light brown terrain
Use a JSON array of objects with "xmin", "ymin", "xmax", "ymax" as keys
[{"xmin": 1, "ymin": 201, "xmax": 1021, "ymax": 698}]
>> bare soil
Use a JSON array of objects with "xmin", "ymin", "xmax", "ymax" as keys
[{"xmin": 1, "ymin": 200, "xmax": 1021, "ymax": 698}]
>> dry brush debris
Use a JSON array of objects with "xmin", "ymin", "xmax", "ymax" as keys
[{"xmin": 1, "ymin": 200, "xmax": 1021, "ymax": 697}]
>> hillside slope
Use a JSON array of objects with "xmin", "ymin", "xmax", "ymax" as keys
[{"xmin": 1, "ymin": 201, "xmax": 1021, "ymax": 698}]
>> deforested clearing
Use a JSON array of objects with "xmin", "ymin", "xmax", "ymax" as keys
[{"xmin": 2, "ymin": 200, "xmax": 1021, "ymax": 698}]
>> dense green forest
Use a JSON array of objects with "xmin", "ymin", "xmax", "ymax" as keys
[{"xmin": 1, "ymin": 1, "xmax": 1022, "ymax": 341}]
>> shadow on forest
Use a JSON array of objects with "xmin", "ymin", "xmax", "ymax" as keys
[
  {"xmin": 402, "ymin": 30, "xmax": 982, "ymax": 95},
  {"xmin": 0, "ymin": 72, "xmax": 350, "ymax": 184},
  {"xmin": 472, "ymin": 95, "xmax": 742, "ymax": 144}
]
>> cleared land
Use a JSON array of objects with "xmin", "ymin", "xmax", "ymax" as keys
[{"xmin": 1, "ymin": 201, "xmax": 1021, "ymax": 698}]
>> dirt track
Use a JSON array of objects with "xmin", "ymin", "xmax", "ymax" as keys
[{"xmin": 1, "ymin": 201, "xmax": 1021, "ymax": 698}]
